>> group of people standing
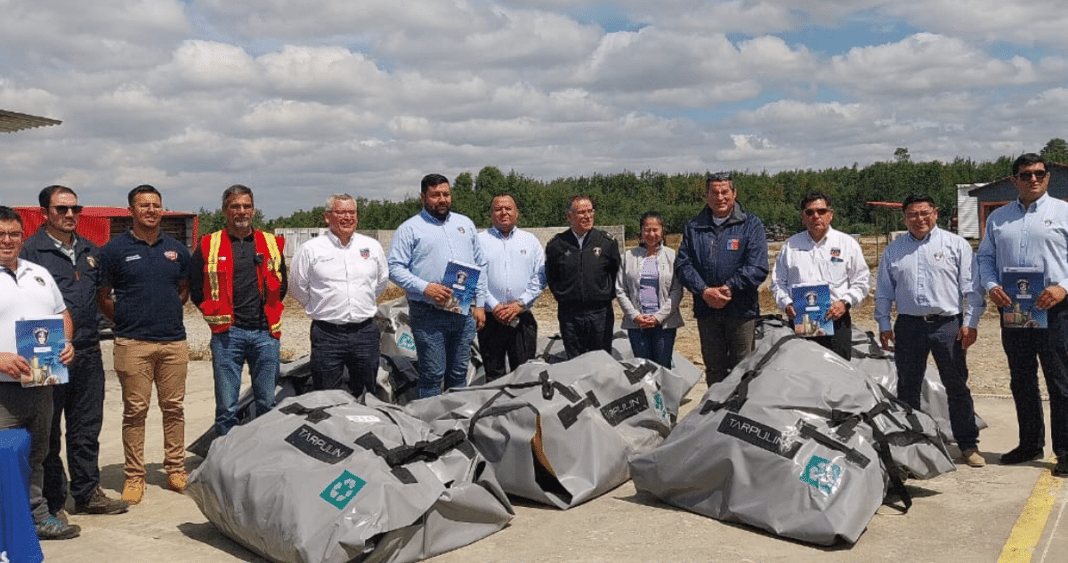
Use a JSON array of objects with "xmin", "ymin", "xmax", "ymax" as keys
[{"xmin": 3, "ymin": 152, "xmax": 1068, "ymax": 543}]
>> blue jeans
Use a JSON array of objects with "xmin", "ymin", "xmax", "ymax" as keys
[
  {"xmin": 628, "ymin": 326, "xmax": 677, "ymax": 368},
  {"xmin": 408, "ymin": 301, "xmax": 476, "ymax": 398},
  {"xmin": 209, "ymin": 327, "xmax": 279, "ymax": 436}
]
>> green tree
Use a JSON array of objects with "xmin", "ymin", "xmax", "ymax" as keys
[{"xmin": 1041, "ymin": 138, "xmax": 1068, "ymax": 165}]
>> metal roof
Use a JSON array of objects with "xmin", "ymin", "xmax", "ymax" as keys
[{"xmin": 0, "ymin": 109, "xmax": 62, "ymax": 133}]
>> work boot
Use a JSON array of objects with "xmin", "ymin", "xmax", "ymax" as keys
[
  {"xmin": 122, "ymin": 477, "xmax": 145, "ymax": 505},
  {"xmin": 999, "ymin": 446, "xmax": 1043, "ymax": 465},
  {"xmin": 74, "ymin": 486, "xmax": 130, "ymax": 515},
  {"xmin": 167, "ymin": 471, "xmax": 188, "ymax": 493},
  {"xmin": 961, "ymin": 448, "xmax": 986, "ymax": 468},
  {"xmin": 36, "ymin": 515, "xmax": 80, "ymax": 540}
]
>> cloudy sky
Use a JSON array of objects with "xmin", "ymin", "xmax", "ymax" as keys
[{"xmin": 3, "ymin": 0, "xmax": 1067, "ymax": 218}]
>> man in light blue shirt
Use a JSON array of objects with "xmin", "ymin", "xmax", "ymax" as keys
[
  {"xmin": 477, "ymin": 194, "xmax": 545, "ymax": 380},
  {"xmin": 977, "ymin": 153, "xmax": 1068, "ymax": 475},
  {"xmin": 388, "ymin": 174, "xmax": 487, "ymax": 398},
  {"xmin": 876, "ymin": 194, "xmax": 986, "ymax": 467}
]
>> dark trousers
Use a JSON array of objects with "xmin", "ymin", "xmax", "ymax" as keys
[
  {"xmin": 477, "ymin": 311, "xmax": 537, "ymax": 381},
  {"xmin": 1001, "ymin": 302, "xmax": 1068, "ymax": 457},
  {"xmin": 811, "ymin": 311, "xmax": 853, "ymax": 361},
  {"xmin": 310, "ymin": 319, "xmax": 380, "ymax": 398},
  {"xmin": 44, "ymin": 344, "xmax": 105, "ymax": 511},
  {"xmin": 557, "ymin": 304, "xmax": 614, "ymax": 360},
  {"xmin": 894, "ymin": 315, "xmax": 979, "ymax": 450},
  {"xmin": 696, "ymin": 314, "xmax": 756, "ymax": 386}
]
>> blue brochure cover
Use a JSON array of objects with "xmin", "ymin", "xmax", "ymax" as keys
[
  {"xmin": 791, "ymin": 283, "xmax": 834, "ymax": 337},
  {"xmin": 16, "ymin": 316, "xmax": 68, "ymax": 387},
  {"xmin": 1001, "ymin": 267, "xmax": 1047, "ymax": 328},
  {"xmin": 440, "ymin": 260, "xmax": 481, "ymax": 315}
]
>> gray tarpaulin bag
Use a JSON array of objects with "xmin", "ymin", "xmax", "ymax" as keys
[
  {"xmin": 629, "ymin": 320, "xmax": 955, "ymax": 546},
  {"xmin": 533, "ymin": 331, "xmax": 702, "ymax": 419},
  {"xmin": 405, "ymin": 350, "xmax": 674, "ymax": 509},
  {"xmin": 187, "ymin": 390, "xmax": 514, "ymax": 563}
]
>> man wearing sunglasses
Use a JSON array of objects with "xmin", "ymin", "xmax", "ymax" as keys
[
  {"xmin": 978, "ymin": 153, "xmax": 1068, "ymax": 476},
  {"xmin": 771, "ymin": 192, "xmax": 869, "ymax": 359},
  {"xmin": 21, "ymin": 186, "xmax": 129, "ymax": 519}
]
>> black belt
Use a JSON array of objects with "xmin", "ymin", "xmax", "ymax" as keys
[
  {"xmin": 901, "ymin": 313, "xmax": 959, "ymax": 323},
  {"xmin": 313, "ymin": 318, "xmax": 374, "ymax": 332}
]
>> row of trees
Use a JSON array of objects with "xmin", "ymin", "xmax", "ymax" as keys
[{"xmin": 198, "ymin": 139, "xmax": 1068, "ymax": 238}]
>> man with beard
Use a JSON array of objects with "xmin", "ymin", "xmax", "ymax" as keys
[
  {"xmin": 290, "ymin": 194, "xmax": 388, "ymax": 397},
  {"xmin": 545, "ymin": 195, "xmax": 620, "ymax": 359},
  {"xmin": 21, "ymin": 185, "xmax": 128, "ymax": 521},
  {"xmin": 388, "ymin": 174, "xmax": 486, "ymax": 398},
  {"xmin": 191, "ymin": 185, "xmax": 286, "ymax": 437}
]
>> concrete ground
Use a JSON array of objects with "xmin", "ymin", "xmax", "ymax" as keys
[{"xmin": 41, "ymin": 344, "xmax": 1068, "ymax": 563}]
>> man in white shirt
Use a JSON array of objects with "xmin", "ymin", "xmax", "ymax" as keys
[
  {"xmin": 772, "ymin": 192, "xmax": 870, "ymax": 359},
  {"xmin": 289, "ymin": 194, "xmax": 388, "ymax": 397},
  {"xmin": 0, "ymin": 205, "xmax": 79, "ymax": 540}
]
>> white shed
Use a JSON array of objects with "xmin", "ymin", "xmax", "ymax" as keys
[{"xmin": 956, "ymin": 183, "xmax": 984, "ymax": 239}]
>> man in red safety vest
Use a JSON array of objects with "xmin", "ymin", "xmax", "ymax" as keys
[{"xmin": 191, "ymin": 184, "xmax": 286, "ymax": 438}]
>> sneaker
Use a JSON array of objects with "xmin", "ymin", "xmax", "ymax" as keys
[
  {"xmin": 122, "ymin": 477, "xmax": 145, "ymax": 505},
  {"xmin": 167, "ymin": 471, "xmax": 188, "ymax": 493},
  {"xmin": 961, "ymin": 448, "xmax": 986, "ymax": 468},
  {"xmin": 52, "ymin": 509, "xmax": 69, "ymax": 524},
  {"xmin": 1000, "ymin": 446, "xmax": 1044, "ymax": 465},
  {"xmin": 36, "ymin": 515, "xmax": 81, "ymax": 540},
  {"xmin": 1054, "ymin": 457, "xmax": 1068, "ymax": 477},
  {"xmin": 75, "ymin": 486, "xmax": 130, "ymax": 515}
]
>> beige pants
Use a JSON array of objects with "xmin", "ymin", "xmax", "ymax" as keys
[{"xmin": 113, "ymin": 338, "xmax": 188, "ymax": 479}]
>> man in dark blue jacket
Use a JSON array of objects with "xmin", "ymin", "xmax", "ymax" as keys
[
  {"xmin": 21, "ymin": 185, "xmax": 128, "ymax": 518},
  {"xmin": 675, "ymin": 172, "xmax": 768, "ymax": 385}
]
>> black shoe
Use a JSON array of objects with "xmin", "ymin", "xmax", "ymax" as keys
[
  {"xmin": 36, "ymin": 515, "xmax": 81, "ymax": 540},
  {"xmin": 1000, "ymin": 446, "xmax": 1043, "ymax": 465},
  {"xmin": 1054, "ymin": 457, "xmax": 1068, "ymax": 477},
  {"xmin": 74, "ymin": 486, "xmax": 130, "ymax": 515}
]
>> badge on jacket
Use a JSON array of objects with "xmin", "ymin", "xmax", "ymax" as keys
[
  {"xmin": 727, "ymin": 238, "xmax": 739, "ymax": 251},
  {"xmin": 86, "ymin": 256, "xmax": 97, "ymax": 269},
  {"xmin": 593, "ymin": 247, "xmax": 602, "ymax": 257}
]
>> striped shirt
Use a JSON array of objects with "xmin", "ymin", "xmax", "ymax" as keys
[{"xmin": 875, "ymin": 226, "xmax": 985, "ymax": 331}]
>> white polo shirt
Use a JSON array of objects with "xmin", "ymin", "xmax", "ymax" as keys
[{"xmin": 0, "ymin": 259, "xmax": 66, "ymax": 382}]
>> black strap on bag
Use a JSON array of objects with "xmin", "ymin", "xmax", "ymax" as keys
[
  {"xmin": 797, "ymin": 422, "xmax": 871, "ymax": 468},
  {"xmin": 279, "ymin": 402, "xmax": 346, "ymax": 423},
  {"xmin": 355, "ymin": 428, "xmax": 472, "ymax": 484},
  {"xmin": 700, "ymin": 333, "xmax": 802, "ymax": 415},
  {"xmin": 379, "ymin": 354, "xmax": 419, "ymax": 398}
]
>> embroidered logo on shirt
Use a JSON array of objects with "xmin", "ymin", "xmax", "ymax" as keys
[
  {"xmin": 727, "ymin": 238, "xmax": 739, "ymax": 251},
  {"xmin": 1046, "ymin": 219, "xmax": 1054, "ymax": 227},
  {"xmin": 830, "ymin": 248, "xmax": 840, "ymax": 258},
  {"xmin": 164, "ymin": 250, "xmax": 179, "ymax": 261},
  {"xmin": 125, "ymin": 254, "xmax": 142, "ymax": 262},
  {"xmin": 35, "ymin": 276, "xmax": 46, "ymax": 286},
  {"xmin": 520, "ymin": 249, "xmax": 527, "ymax": 255},
  {"xmin": 360, "ymin": 248, "xmax": 370, "ymax": 259},
  {"xmin": 933, "ymin": 251, "xmax": 944, "ymax": 261},
  {"xmin": 458, "ymin": 226, "xmax": 466, "ymax": 234}
]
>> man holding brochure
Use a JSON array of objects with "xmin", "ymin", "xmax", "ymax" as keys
[
  {"xmin": 978, "ymin": 153, "xmax": 1068, "ymax": 475},
  {"xmin": 771, "ymin": 192, "xmax": 869, "ymax": 360},
  {"xmin": 0, "ymin": 205, "xmax": 79, "ymax": 540},
  {"xmin": 388, "ymin": 174, "xmax": 486, "ymax": 398}
]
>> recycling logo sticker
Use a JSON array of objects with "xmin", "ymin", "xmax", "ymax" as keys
[
  {"xmin": 320, "ymin": 470, "xmax": 366, "ymax": 510},
  {"xmin": 800, "ymin": 455, "xmax": 842, "ymax": 495},
  {"xmin": 397, "ymin": 332, "xmax": 416, "ymax": 352}
]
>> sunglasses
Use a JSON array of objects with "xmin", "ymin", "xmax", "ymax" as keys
[
  {"xmin": 803, "ymin": 208, "xmax": 831, "ymax": 217},
  {"xmin": 51, "ymin": 205, "xmax": 84, "ymax": 215},
  {"xmin": 1015, "ymin": 170, "xmax": 1048, "ymax": 181}
]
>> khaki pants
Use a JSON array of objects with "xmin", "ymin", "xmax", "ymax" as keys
[{"xmin": 113, "ymin": 338, "xmax": 188, "ymax": 479}]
